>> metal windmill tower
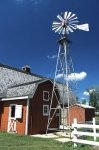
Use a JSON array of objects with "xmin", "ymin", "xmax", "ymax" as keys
[{"xmin": 46, "ymin": 11, "xmax": 89, "ymax": 134}]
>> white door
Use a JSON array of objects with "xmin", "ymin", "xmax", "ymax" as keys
[
  {"xmin": 8, "ymin": 105, "xmax": 17, "ymax": 133},
  {"xmin": 8, "ymin": 104, "xmax": 22, "ymax": 133}
]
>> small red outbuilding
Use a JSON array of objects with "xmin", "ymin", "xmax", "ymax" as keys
[{"xmin": 67, "ymin": 104, "xmax": 95, "ymax": 125}]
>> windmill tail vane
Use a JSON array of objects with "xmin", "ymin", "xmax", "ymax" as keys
[
  {"xmin": 76, "ymin": 23, "xmax": 89, "ymax": 31},
  {"xmin": 52, "ymin": 11, "xmax": 89, "ymax": 35}
]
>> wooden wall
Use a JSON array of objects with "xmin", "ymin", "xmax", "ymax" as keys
[
  {"xmin": 0, "ymin": 100, "xmax": 27, "ymax": 135},
  {"xmin": 28, "ymin": 81, "xmax": 59, "ymax": 135}
]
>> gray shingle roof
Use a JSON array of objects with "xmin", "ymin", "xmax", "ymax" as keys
[
  {"xmin": 6, "ymin": 80, "xmax": 43, "ymax": 98},
  {"xmin": 0, "ymin": 64, "xmax": 43, "ymax": 97}
]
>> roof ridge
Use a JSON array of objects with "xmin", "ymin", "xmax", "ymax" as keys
[{"xmin": 0, "ymin": 63, "xmax": 45, "ymax": 79}]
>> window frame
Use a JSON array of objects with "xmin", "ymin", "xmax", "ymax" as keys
[
  {"xmin": 43, "ymin": 105, "xmax": 49, "ymax": 116},
  {"xmin": 43, "ymin": 91, "xmax": 49, "ymax": 101}
]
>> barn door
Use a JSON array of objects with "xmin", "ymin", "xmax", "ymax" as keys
[
  {"xmin": 7, "ymin": 104, "xmax": 22, "ymax": 133},
  {"xmin": 8, "ymin": 105, "xmax": 17, "ymax": 133}
]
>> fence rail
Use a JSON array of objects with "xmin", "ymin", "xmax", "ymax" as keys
[{"xmin": 72, "ymin": 118, "xmax": 99, "ymax": 147}]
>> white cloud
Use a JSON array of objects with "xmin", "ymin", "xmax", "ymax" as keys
[
  {"xmin": 83, "ymin": 91, "xmax": 89, "ymax": 96},
  {"xmin": 56, "ymin": 72, "xmax": 87, "ymax": 81},
  {"xmin": 56, "ymin": 73, "xmax": 63, "ymax": 79},
  {"xmin": 47, "ymin": 54, "xmax": 57, "ymax": 59},
  {"xmin": 67, "ymin": 72, "xmax": 87, "ymax": 81}
]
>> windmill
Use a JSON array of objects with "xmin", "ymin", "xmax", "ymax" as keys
[{"xmin": 46, "ymin": 11, "xmax": 89, "ymax": 134}]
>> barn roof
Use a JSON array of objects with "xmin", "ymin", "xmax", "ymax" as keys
[
  {"xmin": 0, "ymin": 64, "xmax": 44, "ymax": 98},
  {"xmin": 6, "ymin": 79, "xmax": 47, "ymax": 98},
  {"xmin": 69, "ymin": 104, "xmax": 95, "ymax": 109}
]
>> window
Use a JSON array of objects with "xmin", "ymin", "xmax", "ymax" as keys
[
  {"xmin": 10, "ymin": 105, "xmax": 16, "ymax": 118},
  {"xmin": 43, "ymin": 91, "xmax": 49, "ymax": 101},
  {"xmin": 43, "ymin": 105, "xmax": 49, "ymax": 116},
  {"xmin": 10, "ymin": 105, "xmax": 22, "ymax": 119}
]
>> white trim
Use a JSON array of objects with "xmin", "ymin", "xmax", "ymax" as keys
[
  {"xmin": 2, "ymin": 96, "xmax": 29, "ymax": 101},
  {"xmin": 7, "ymin": 105, "xmax": 11, "ymax": 132},
  {"xmin": 43, "ymin": 91, "xmax": 49, "ymax": 101},
  {"xmin": 43, "ymin": 105, "xmax": 49, "ymax": 116},
  {"xmin": 25, "ymin": 98, "xmax": 29, "ymax": 135},
  {"xmin": 7, "ymin": 104, "xmax": 17, "ymax": 132},
  {"xmin": 15, "ymin": 105, "xmax": 22, "ymax": 119}
]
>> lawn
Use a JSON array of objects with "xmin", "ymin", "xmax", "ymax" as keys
[{"xmin": 0, "ymin": 132, "xmax": 95, "ymax": 150}]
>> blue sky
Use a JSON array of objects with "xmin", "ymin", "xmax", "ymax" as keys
[{"xmin": 0, "ymin": 0, "xmax": 99, "ymax": 102}]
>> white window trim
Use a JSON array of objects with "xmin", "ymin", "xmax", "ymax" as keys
[
  {"xmin": 43, "ymin": 105, "xmax": 49, "ymax": 116},
  {"xmin": 43, "ymin": 91, "xmax": 49, "ymax": 101}
]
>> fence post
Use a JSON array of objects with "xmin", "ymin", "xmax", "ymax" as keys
[
  {"xmin": 73, "ymin": 118, "xmax": 77, "ymax": 147},
  {"xmin": 93, "ymin": 118, "xmax": 96, "ymax": 141}
]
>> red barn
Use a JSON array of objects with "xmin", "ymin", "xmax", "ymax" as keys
[
  {"xmin": 0, "ymin": 64, "xmax": 60, "ymax": 135},
  {"xmin": 67, "ymin": 104, "xmax": 95, "ymax": 125}
]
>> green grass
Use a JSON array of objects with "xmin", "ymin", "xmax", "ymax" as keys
[{"xmin": 0, "ymin": 132, "xmax": 94, "ymax": 150}]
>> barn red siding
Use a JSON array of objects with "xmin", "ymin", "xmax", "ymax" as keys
[
  {"xmin": 28, "ymin": 81, "xmax": 59, "ymax": 135},
  {"xmin": 67, "ymin": 106, "xmax": 85, "ymax": 125},
  {"xmin": 0, "ymin": 100, "xmax": 27, "ymax": 135}
]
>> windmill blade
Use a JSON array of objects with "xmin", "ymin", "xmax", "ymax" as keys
[
  {"xmin": 52, "ymin": 24, "xmax": 60, "ymax": 28},
  {"xmin": 69, "ymin": 20, "xmax": 79, "ymax": 24},
  {"xmin": 67, "ymin": 26, "xmax": 74, "ymax": 33},
  {"xmin": 66, "ymin": 12, "xmax": 72, "ymax": 20},
  {"xmin": 55, "ymin": 25, "xmax": 63, "ymax": 33},
  {"xmin": 62, "ymin": 28, "xmax": 66, "ymax": 35},
  {"xmin": 69, "ymin": 24, "xmax": 77, "ymax": 30},
  {"xmin": 66, "ymin": 28, "xmax": 69, "ymax": 34},
  {"xmin": 64, "ymin": 11, "xmax": 68, "ymax": 20},
  {"xmin": 76, "ymin": 23, "xmax": 89, "ymax": 31},
  {"xmin": 58, "ymin": 27, "xmax": 64, "ymax": 34},
  {"xmin": 53, "ymin": 21, "xmax": 61, "ymax": 25},
  {"xmin": 52, "ymin": 25, "xmax": 60, "ymax": 29},
  {"xmin": 57, "ymin": 14, "xmax": 64, "ymax": 21},
  {"xmin": 69, "ymin": 23, "xmax": 78, "ymax": 26},
  {"xmin": 67, "ymin": 13, "xmax": 76, "ymax": 20},
  {"xmin": 52, "ymin": 26, "xmax": 59, "ymax": 31},
  {"xmin": 69, "ymin": 16, "xmax": 78, "ymax": 21}
]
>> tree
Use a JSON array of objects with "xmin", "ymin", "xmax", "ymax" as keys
[
  {"xmin": 87, "ymin": 88, "xmax": 99, "ymax": 108},
  {"xmin": 89, "ymin": 90, "xmax": 97, "ymax": 107},
  {"xmin": 82, "ymin": 99, "xmax": 86, "ymax": 104}
]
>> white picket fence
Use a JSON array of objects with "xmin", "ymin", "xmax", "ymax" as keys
[{"xmin": 72, "ymin": 118, "xmax": 99, "ymax": 147}]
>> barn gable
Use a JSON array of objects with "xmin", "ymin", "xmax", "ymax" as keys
[{"xmin": 4, "ymin": 79, "xmax": 52, "ymax": 99}]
